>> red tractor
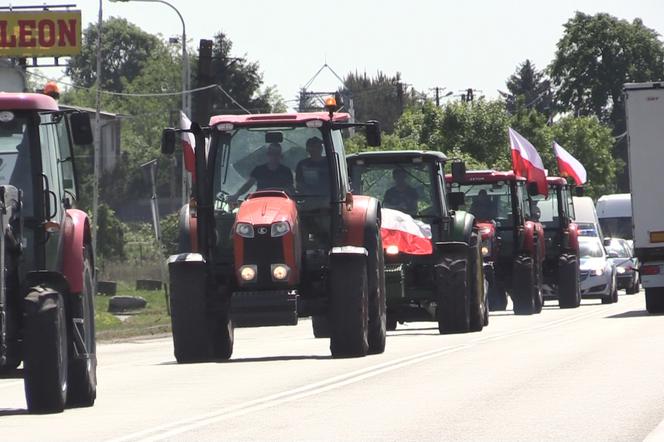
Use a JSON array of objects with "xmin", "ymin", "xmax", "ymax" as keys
[
  {"xmin": 0, "ymin": 93, "xmax": 96, "ymax": 412},
  {"xmin": 161, "ymin": 103, "xmax": 387, "ymax": 360},
  {"xmin": 447, "ymin": 170, "xmax": 545, "ymax": 315},
  {"xmin": 531, "ymin": 177, "xmax": 581, "ymax": 308}
]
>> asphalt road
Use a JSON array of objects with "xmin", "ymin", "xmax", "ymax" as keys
[{"xmin": 2, "ymin": 292, "xmax": 664, "ymax": 441}]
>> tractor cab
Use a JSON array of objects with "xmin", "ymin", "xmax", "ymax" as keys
[{"xmin": 530, "ymin": 176, "xmax": 579, "ymax": 256}]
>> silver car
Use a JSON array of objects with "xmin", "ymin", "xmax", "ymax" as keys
[
  {"xmin": 579, "ymin": 237, "xmax": 618, "ymax": 304},
  {"xmin": 604, "ymin": 237, "xmax": 640, "ymax": 294}
]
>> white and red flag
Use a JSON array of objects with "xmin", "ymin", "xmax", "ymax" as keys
[
  {"xmin": 180, "ymin": 111, "xmax": 196, "ymax": 180},
  {"xmin": 553, "ymin": 141, "xmax": 587, "ymax": 185},
  {"xmin": 380, "ymin": 208, "xmax": 433, "ymax": 255},
  {"xmin": 508, "ymin": 127, "xmax": 548, "ymax": 196}
]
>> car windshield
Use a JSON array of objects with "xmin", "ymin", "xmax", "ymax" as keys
[
  {"xmin": 599, "ymin": 217, "xmax": 632, "ymax": 240},
  {"xmin": 455, "ymin": 182, "xmax": 514, "ymax": 227},
  {"xmin": 606, "ymin": 240, "xmax": 630, "ymax": 258},
  {"xmin": 530, "ymin": 187, "xmax": 559, "ymax": 228},
  {"xmin": 212, "ymin": 125, "xmax": 330, "ymax": 207},
  {"xmin": 349, "ymin": 160, "xmax": 436, "ymax": 218},
  {"xmin": 0, "ymin": 113, "xmax": 33, "ymax": 215},
  {"xmin": 579, "ymin": 239, "xmax": 604, "ymax": 258}
]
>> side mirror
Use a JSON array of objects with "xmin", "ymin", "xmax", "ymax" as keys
[
  {"xmin": 575, "ymin": 186, "xmax": 585, "ymax": 197},
  {"xmin": 69, "ymin": 112, "xmax": 93, "ymax": 145},
  {"xmin": 161, "ymin": 128, "xmax": 177, "ymax": 155},
  {"xmin": 365, "ymin": 121, "xmax": 381, "ymax": 147},
  {"xmin": 527, "ymin": 182, "xmax": 539, "ymax": 196},
  {"xmin": 448, "ymin": 191, "xmax": 465, "ymax": 209},
  {"xmin": 451, "ymin": 161, "xmax": 466, "ymax": 181}
]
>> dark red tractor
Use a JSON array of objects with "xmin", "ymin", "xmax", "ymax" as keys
[
  {"xmin": 161, "ymin": 102, "xmax": 387, "ymax": 360},
  {"xmin": 0, "ymin": 93, "xmax": 96, "ymax": 413},
  {"xmin": 532, "ymin": 177, "xmax": 581, "ymax": 308},
  {"xmin": 447, "ymin": 170, "xmax": 545, "ymax": 315}
]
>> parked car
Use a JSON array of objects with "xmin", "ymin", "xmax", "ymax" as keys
[
  {"xmin": 604, "ymin": 237, "xmax": 640, "ymax": 294},
  {"xmin": 578, "ymin": 236, "xmax": 618, "ymax": 304}
]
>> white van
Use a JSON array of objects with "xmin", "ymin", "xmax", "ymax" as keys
[
  {"xmin": 572, "ymin": 196, "xmax": 604, "ymax": 240},
  {"xmin": 596, "ymin": 194, "xmax": 632, "ymax": 245}
]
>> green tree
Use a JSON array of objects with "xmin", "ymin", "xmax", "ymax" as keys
[
  {"xmin": 550, "ymin": 12, "xmax": 664, "ymax": 190},
  {"xmin": 66, "ymin": 17, "xmax": 163, "ymax": 92},
  {"xmin": 501, "ymin": 59, "xmax": 553, "ymax": 117}
]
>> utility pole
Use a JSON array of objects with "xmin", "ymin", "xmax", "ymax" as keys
[
  {"xmin": 92, "ymin": 0, "xmax": 103, "ymax": 266},
  {"xmin": 435, "ymin": 87, "xmax": 440, "ymax": 107}
]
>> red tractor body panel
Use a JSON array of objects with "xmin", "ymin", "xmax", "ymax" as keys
[
  {"xmin": 210, "ymin": 112, "xmax": 350, "ymax": 127},
  {"xmin": 61, "ymin": 209, "xmax": 91, "ymax": 294},
  {"xmin": 342, "ymin": 195, "xmax": 372, "ymax": 247},
  {"xmin": 0, "ymin": 92, "xmax": 58, "ymax": 111}
]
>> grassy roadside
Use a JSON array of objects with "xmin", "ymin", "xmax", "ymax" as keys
[{"xmin": 94, "ymin": 282, "xmax": 171, "ymax": 341}]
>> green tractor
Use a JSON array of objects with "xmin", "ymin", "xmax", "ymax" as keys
[{"xmin": 346, "ymin": 151, "xmax": 488, "ymax": 334}]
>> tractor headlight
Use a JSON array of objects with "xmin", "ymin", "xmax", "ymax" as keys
[
  {"xmin": 236, "ymin": 222, "xmax": 255, "ymax": 238},
  {"xmin": 239, "ymin": 265, "xmax": 257, "ymax": 281},
  {"xmin": 271, "ymin": 264, "xmax": 290, "ymax": 281},
  {"xmin": 385, "ymin": 245, "xmax": 399, "ymax": 255},
  {"xmin": 271, "ymin": 221, "xmax": 290, "ymax": 237}
]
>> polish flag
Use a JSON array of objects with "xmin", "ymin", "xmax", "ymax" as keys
[
  {"xmin": 508, "ymin": 127, "xmax": 548, "ymax": 197},
  {"xmin": 553, "ymin": 141, "xmax": 587, "ymax": 185},
  {"xmin": 380, "ymin": 208, "xmax": 433, "ymax": 255},
  {"xmin": 180, "ymin": 111, "xmax": 196, "ymax": 180}
]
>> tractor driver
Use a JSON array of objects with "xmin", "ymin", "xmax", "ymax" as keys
[
  {"xmin": 470, "ymin": 189, "xmax": 495, "ymax": 220},
  {"xmin": 295, "ymin": 137, "xmax": 330, "ymax": 195},
  {"xmin": 229, "ymin": 143, "xmax": 294, "ymax": 200},
  {"xmin": 383, "ymin": 168, "xmax": 418, "ymax": 215}
]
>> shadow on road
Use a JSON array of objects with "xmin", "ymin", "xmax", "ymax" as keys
[
  {"xmin": 157, "ymin": 354, "xmax": 331, "ymax": 366},
  {"xmin": 605, "ymin": 310, "xmax": 655, "ymax": 319},
  {"xmin": 0, "ymin": 408, "xmax": 28, "ymax": 416}
]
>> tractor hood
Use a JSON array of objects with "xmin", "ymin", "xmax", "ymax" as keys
[{"xmin": 235, "ymin": 191, "xmax": 298, "ymax": 226}]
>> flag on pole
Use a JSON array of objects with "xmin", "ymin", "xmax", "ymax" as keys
[
  {"xmin": 553, "ymin": 141, "xmax": 587, "ymax": 185},
  {"xmin": 380, "ymin": 208, "xmax": 433, "ymax": 255},
  {"xmin": 180, "ymin": 111, "xmax": 196, "ymax": 180},
  {"xmin": 508, "ymin": 127, "xmax": 548, "ymax": 196}
]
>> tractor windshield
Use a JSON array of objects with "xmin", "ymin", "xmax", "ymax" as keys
[
  {"xmin": 530, "ymin": 188, "xmax": 559, "ymax": 228},
  {"xmin": 0, "ymin": 112, "xmax": 34, "ymax": 215},
  {"xmin": 212, "ymin": 125, "xmax": 332, "ymax": 208},
  {"xmin": 455, "ymin": 182, "xmax": 515, "ymax": 227},
  {"xmin": 349, "ymin": 161, "xmax": 437, "ymax": 218}
]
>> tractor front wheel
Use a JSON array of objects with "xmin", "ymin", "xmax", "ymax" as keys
[
  {"xmin": 512, "ymin": 255, "xmax": 537, "ymax": 315},
  {"xmin": 558, "ymin": 254, "xmax": 581, "ymax": 309},
  {"xmin": 436, "ymin": 246, "xmax": 471, "ymax": 334}
]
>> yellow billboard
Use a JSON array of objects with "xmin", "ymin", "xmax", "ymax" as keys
[{"xmin": 0, "ymin": 10, "xmax": 82, "ymax": 57}]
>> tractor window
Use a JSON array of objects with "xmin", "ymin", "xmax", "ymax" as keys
[
  {"xmin": 0, "ymin": 114, "xmax": 34, "ymax": 215},
  {"xmin": 349, "ymin": 161, "xmax": 437, "ymax": 218},
  {"xmin": 39, "ymin": 114, "xmax": 64, "ymax": 222},
  {"xmin": 455, "ymin": 182, "xmax": 514, "ymax": 227},
  {"xmin": 331, "ymin": 129, "xmax": 349, "ymax": 197},
  {"xmin": 213, "ymin": 125, "xmax": 330, "ymax": 208},
  {"xmin": 55, "ymin": 115, "xmax": 77, "ymax": 203},
  {"xmin": 531, "ymin": 189, "xmax": 559, "ymax": 228}
]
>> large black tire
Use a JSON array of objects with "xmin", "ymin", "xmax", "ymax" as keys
[
  {"xmin": 312, "ymin": 315, "xmax": 330, "ymax": 338},
  {"xmin": 436, "ymin": 248, "xmax": 471, "ymax": 334},
  {"xmin": 533, "ymin": 244, "xmax": 544, "ymax": 314},
  {"xmin": 645, "ymin": 288, "xmax": 664, "ymax": 314},
  {"xmin": 67, "ymin": 246, "xmax": 97, "ymax": 408},
  {"xmin": 329, "ymin": 254, "xmax": 369, "ymax": 358},
  {"xmin": 366, "ymin": 228, "xmax": 386, "ymax": 355},
  {"xmin": 601, "ymin": 274, "xmax": 618, "ymax": 304},
  {"xmin": 626, "ymin": 278, "xmax": 640, "ymax": 295},
  {"xmin": 468, "ymin": 233, "xmax": 486, "ymax": 332},
  {"xmin": 23, "ymin": 288, "xmax": 68, "ymax": 413},
  {"xmin": 488, "ymin": 282, "xmax": 508, "ymax": 311},
  {"xmin": 512, "ymin": 255, "xmax": 537, "ymax": 315},
  {"xmin": 386, "ymin": 314, "xmax": 398, "ymax": 331},
  {"xmin": 169, "ymin": 259, "xmax": 234, "ymax": 362},
  {"xmin": 558, "ymin": 254, "xmax": 581, "ymax": 309}
]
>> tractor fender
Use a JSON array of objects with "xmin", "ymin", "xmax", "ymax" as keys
[
  {"xmin": 177, "ymin": 204, "xmax": 198, "ymax": 253},
  {"xmin": 521, "ymin": 221, "xmax": 536, "ymax": 255},
  {"xmin": 565, "ymin": 222, "xmax": 580, "ymax": 254},
  {"xmin": 61, "ymin": 209, "xmax": 91, "ymax": 294},
  {"xmin": 341, "ymin": 195, "xmax": 380, "ymax": 248},
  {"xmin": 449, "ymin": 210, "xmax": 475, "ymax": 243}
]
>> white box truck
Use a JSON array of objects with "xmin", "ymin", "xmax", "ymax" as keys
[{"xmin": 624, "ymin": 82, "xmax": 664, "ymax": 313}]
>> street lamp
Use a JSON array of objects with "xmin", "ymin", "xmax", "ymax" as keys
[{"xmin": 110, "ymin": 0, "xmax": 190, "ymax": 204}]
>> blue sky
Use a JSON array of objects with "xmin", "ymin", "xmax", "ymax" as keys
[{"xmin": 14, "ymin": 0, "xmax": 664, "ymax": 107}]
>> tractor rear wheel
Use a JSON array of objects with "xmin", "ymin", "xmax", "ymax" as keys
[
  {"xmin": 67, "ymin": 245, "xmax": 97, "ymax": 408},
  {"xmin": 386, "ymin": 314, "xmax": 398, "ymax": 331},
  {"xmin": 512, "ymin": 255, "xmax": 537, "ymax": 315},
  {"xmin": 488, "ymin": 282, "xmax": 508, "ymax": 311},
  {"xmin": 23, "ymin": 288, "xmax": 68, "ymax": 413},
  {"xmin": 558, "ymin": 254, "xmax": 581, "ymax": 309},
  {"xmin": 366, "ymin": 228, "xmax": 386, "ymax": 354},
  {"xmin": 468, "ymin": 233, "xmax": 486, "ymax": 332},
  {"xmin": 312, "ymin": 315, "xmax": 330, "ymax": 338},
  {"xmin": 329, "ymin": 254, "xmax": 369, "ymax": 358},
  {"xmin": 436, "ymin": 246, "xmax": 471, "ymax": 334}
]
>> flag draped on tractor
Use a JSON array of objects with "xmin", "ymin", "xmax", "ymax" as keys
[
  {"xmin": 380, "ymin": 208, "xmax": 433, "ymax": 255},
  {"xmin": 553, "ymin": 141, "xmax": 587, "ymax": 185},
  {"xmin": 180, "ymin": 111, "xmax": 196, "ymax": 180},
  {"xmin": 508, "ymin": 127, "xmax": 548, "ymax": 197}
]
